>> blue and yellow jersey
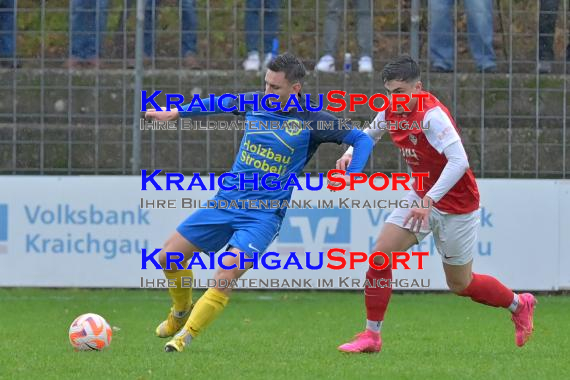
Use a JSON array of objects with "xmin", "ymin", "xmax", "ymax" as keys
[{"xmin": 180, "ymin": 92, "xmax": 374, "ymax": 216}]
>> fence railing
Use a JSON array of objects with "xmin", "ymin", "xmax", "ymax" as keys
[{"xmin": 0, "ymin": 0, "xmax": 568, "ymax": 178}]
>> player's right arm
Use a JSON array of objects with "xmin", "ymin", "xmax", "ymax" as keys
[
  {"xmin": 336, "ymin": 110, "xmax": 386, "ymax": 170},
  {"xmin": 144, "ymin": 94, "xmax": 241, "ymax": 121}
]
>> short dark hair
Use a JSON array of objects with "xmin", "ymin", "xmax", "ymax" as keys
[
  {"xmin": 381, "ymin": 55, "xmax": 421, "ymax": 83},
  {"xmin": 267, "ymin": 53, "xmax": 306, "ymax": 85}
]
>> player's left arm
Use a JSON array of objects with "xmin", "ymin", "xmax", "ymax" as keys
[
  {"xmin": 337, "ymin": 110, "xmax": 386, "ymax": 170},
  {"xmin": 310, "ymin": 112, "xmax": 374, "ymax": 174},
  {"xmin": 404, "ymin": 107, "xmax": 470, "ymax": 232},
  {"xmin": 145, "ymin": 94, "xmax": 243, "ymax": 121}
]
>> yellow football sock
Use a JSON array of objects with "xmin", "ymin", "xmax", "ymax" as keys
[
  {"xmin": 185, "ymin": 288, "xmax": 229, "ymax": 337},
  {"xmin": 163, "ymin": 269, "xmax": 193, "ymax": 313}
]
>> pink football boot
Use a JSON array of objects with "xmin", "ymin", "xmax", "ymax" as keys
[
  {"xmin": 338, "ymin": 330, "xmax": 382, "ymax": 353},
  {"xmin": 511, "ymin": 293, "xmax": 537, "ymax": 347}
]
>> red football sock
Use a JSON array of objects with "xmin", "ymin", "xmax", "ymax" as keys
[
  {"xmin": 365, "ymin": 266, "xmax": 392, "ymax": 321},
  {"xmin": 459, "ymin": 273, "xmax": 514, "ymax": 308}
]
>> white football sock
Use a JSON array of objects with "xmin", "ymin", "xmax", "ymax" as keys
[
  {"xmin": 508, "ymin": 293, "xmax": 520, "ymax": 313},
  {"xmin": 366, "ymin": 320, "xmax": 382, "ymax": 333}
]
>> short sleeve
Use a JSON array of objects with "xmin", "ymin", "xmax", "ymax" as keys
[{"xmin": 422, "ymin": 107, "xmax": 460, "ymax": 153}]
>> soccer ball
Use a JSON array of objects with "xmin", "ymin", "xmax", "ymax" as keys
[{"xmin": 69, "ymin": 313, "xmax": 113, "ymax": 351}]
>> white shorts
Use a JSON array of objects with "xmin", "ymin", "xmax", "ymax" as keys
[{"xmin": 385, "ymin": 190, "xmax": 480, "ymax": 266}]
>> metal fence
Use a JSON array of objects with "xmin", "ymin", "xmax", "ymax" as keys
[{"xmin": 0, "ymin": 0, "xmax": 568, "ymax": 178}]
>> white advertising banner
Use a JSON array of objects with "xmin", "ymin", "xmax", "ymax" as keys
[
  {"xmin": 558, "ymin": 181, "xmax": 570, "ymax": 289},
  {"xmin": 0, "ymin": 176, "xmax": 566, "ymax": 290}
]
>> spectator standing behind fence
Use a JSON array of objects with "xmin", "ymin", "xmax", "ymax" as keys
[
  {"xmin": 429, "ymin": 0, "xmax": 497, "ymax": 73},
  {"xmin": 243, "ymin": 0, "xmax": 281, "ymax": 71},
  {"xmin": 0, "ymin": 0, "xmax": 20, "ymax": 68},
  {"xmin": 538, "ymin": 0, "xmax": 568, "ymax": 73},
  {"xmin": 138, "ymin": 0, "xmax": 200, "ymax": 68},
  {"xmin": 314, "ymin": 0, "xmax": 373, "ymax": 73},
  {"xmin": 66, "ymin": 0, "xmax": 199, "ymax": 69}
]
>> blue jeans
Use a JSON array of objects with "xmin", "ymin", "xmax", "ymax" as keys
[
  {"xmin": 539, "ymin": 0, "xmax": 570, "ymax": 61},
  {"xmin": 429, "ymin": 0, "xmax": 496, "ymax": 70},
  {"xmin": 322, "ymin": 0, "xmax": 372, "ymax": 57},
  {"xmin": 0, "ymin": 0, "xmax": 15, "ymax": 58},
  {"xmin": 245, "ymin": 0, "xmax": 280, "ymax": 54},
  {"xmin": 70, "ymin": 0, "xmax": 108, "ymax": 60},
  {"xmin": 145, "ymin": 0, "xmax": 197, "ymax": 57}
]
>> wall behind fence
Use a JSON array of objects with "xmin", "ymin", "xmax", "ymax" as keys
[{"xmin": 0, "ymin": 176, "xmax": 568, "ymax": 290}]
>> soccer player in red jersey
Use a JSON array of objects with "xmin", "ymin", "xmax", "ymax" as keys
[{"xmin": 336, "ymin": 55, "xmax": 536, "ymax": 353}]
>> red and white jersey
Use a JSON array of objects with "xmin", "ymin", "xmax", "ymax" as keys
[{"xmin": 374, "ymin": 91, "xmax": 479, "ymax": 214}]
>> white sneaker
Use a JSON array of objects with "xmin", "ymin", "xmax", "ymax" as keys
[
  {"xmin": 315, "ymin": 55, "xmax": 335, "ymax": 72},
  {"xmin": 243, "ymin": 51, "xmax": 260, "ymax": 71},
  {"xmin": 262, "ymin": 53, "xmax": 274, "ymax": 70},
  {"xmin": 358, "ymin": 56, "xmax": 373, "ymax": 73}
]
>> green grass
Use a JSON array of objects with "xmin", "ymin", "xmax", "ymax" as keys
[{"xmin": 0, "ymin": 289, "xmax": 569, "ymax": 380}]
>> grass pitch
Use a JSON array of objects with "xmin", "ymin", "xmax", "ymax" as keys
[{"xmin": 0, "ymin": 288, "xmax": 568, "ymax": 380}]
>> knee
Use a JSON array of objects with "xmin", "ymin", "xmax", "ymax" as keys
[
  {"xmin": 159, "ymin": 236, "xmax": 182, "ymax": 270},
  {"xmin": 158, "ymin": 249, "xmax": 179, "ymax": 271},
  {"xmin": 356, "ymin": 2, "xmax": 371, "ymax": 15},
  {"xmin": 370, "ymin": 241, "xmax": 391, "ymax": 269},
  {"xmin": 214, "ymin": 267, "xmax": 240, "ymax": 282},
  {"xmin": 468, "ymin": 1, "xmax": 493, "ymax": 16},
  {"xmin": 326, "ymin": 5, "xmax": 342, "ymax": 17},
  {"xmin": 429, "ymin": 1, "xmax": 448, "ymax": 15},
  {"xmin": 371, "ymin": 254, "xmax": 389, "ymax": 269},
  {"xmin": 213, "ymin": 267, "xmax": 241, "ymax": 294}
]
